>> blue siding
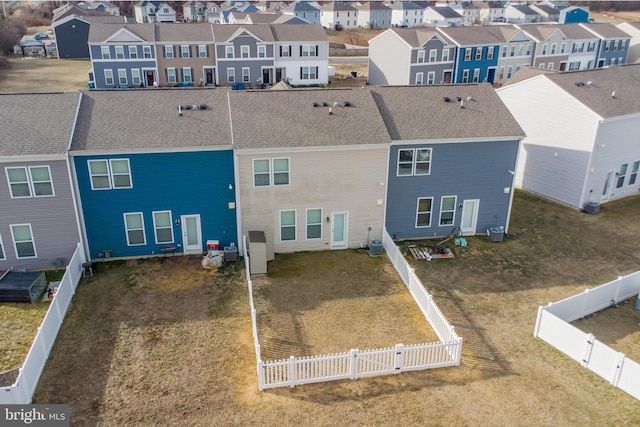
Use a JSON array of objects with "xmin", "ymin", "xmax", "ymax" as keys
[
  {"xmin": 454, "ymin": 45, "xmax": 500, "ymax": 84},
  {"xmin": 54, "ymin": 19, "xmax": 91, "ymax": 59},
  {"xmin": 562, "ymin": 9, "xmax": 589, "ymax": 24},
  {"xmin": 90, "ymin": 45, "xmax": 156, "ymax": 88},
  {"xmin": 74, "ymin": 151, "xmax": 237, "ymax": 259},
  {"xmin": 596, "ymin": 39, "xmax": 630, "ymax": 66},
  {"xmin": 385, "ymin": 140, "xmax": 519, "ymax": 240}
]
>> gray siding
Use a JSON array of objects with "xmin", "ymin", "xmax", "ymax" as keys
[
  {"xmin": 0, "ymin": 160, "xmax": 80, "ymax": 270},
  {"xmin": 385, "ymin": 140, "xmax": 519, "ymax": 240}
]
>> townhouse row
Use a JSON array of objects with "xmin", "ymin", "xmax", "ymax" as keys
[
  {"xmin": 1, "ymin": 84, "xmax": 525, "ymax": 271},
  {"xmin": 87, "ymin": 22, "xmax": 329, "ymax": 89},
  {"xmin": 369, "ymin": 22, "xmax": 631, "ymax": 86}
]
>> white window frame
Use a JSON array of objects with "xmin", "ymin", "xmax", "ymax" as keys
[
  {"xmin": 227, "ymin": 67, "xmax": 235, "ymax": 84},
  {"xmin": 124, "ymin": 212, "xmax": 146, "ymax": 246},
  {"xmin": 487, "ymin": 46, "xmax": 494, "ymax": 60},
  {"xmin": 118, "ymin": 68, "xmax": 127, "ymax": 85},
  {"xmin": 417, "ymin": 50, "xmax": 425, "ymax": 63},
  {"xmin": 152, "ymin": 211, "xmax": 174, "ymax": 244},
  {"xmin": 11, "ymin": 224, "xmax": 36, "ymax": 259},
  {"xmin": 167, "ymin": 67, "xmax": 177, "ymax": 83},
  {"xmin": 182, "ymin": 67, "xmax": 193, "ymax": 83},
  {"xmin": 541, "ymin": 44, "xmax": 548, "ymax": 55},
  {"xmin": 472, "ymin": 68, "xmax": 480, "ymax": 83},
  {"xmin": 397, "ymin": 148, "xmax": 431, "ymax": 176},
  {"xmin": 6, "ymin": 166, "xmax": 54, "ymax": 198},
  {"xmin": 462, "ymin": 69, "xmax": 469, "ymax": 83},
  {"xmin": 0, "ymin": 232, "xmax": 5, "ymax": 260},
  {"xmin": 501, "ymin": 45, "xmax": 507, "ymax": 58},
  {"xmin": 253, "ymin": 158, "xmax": 290, "ymax": 187},
  {"xmin": 617, "ymin": 163, "xmax": 628, "ymax": 188},
  {"xmin": 439, "ymin": 195, "xmax": 457, "ymax": 226},
  {"xmin": 225, "ymin": 45, "xmax": 234, "ymax": 58},
  {"xmin": 198, "ymin": 45, "xmax": 207, "ymax": 58},
  {"xmin": 279, "ymin": 209, "xmax": 297, "ymax": 242},
  {"xmin": 88, "ymin": 159, "xmax": 132, "ymax": 190},
  {"xmin": 301, "ymin": 66, "xmax": 317, "ymax": 80},
  {"xmin": 165, "ymin": 45, "xmax": 174, "ymax": 58},
  {"xmin": 509, "ymin": 46, "xmax": 515, "ymax": 57},
  {"xmin": 257, "ymin": 45, "xmax": 266, "ymax": 58},
  {"xmin": 442, "ymin": 48, "xmax": 450, "ymax": 62},
  {"xmin": 525, "ymin": 44, "xmax": 531, "ymax": 55},
  {"xmin": 253, "ymin": 158, "xmax": 270, "ymax": 186},
  {"xmin": 464, "ymin": 48, "xmax": 471, "ymax": 61},
  {"xmin": 539, "ymin": 63, "xmax": 545, "ymax": 69},
  {"xmin": 629, "ymin": 160, "xmax": 639, "ymax": 185},
  {"xmin": 131, "ymin": 69, "xmax": 141, "ymax": 86},
  {"xmin": 242, "ymin": 67, "xmax": 250, "ymax": 83},
  {"xmin": 427, "ymin": 71, "xmax": 435, "ymax": 85},
  {"xmin": 301, "ymin": 45, "xmax": 316, "ymax": 57},
  {"xmin": 306, "ymin": 208, "xmax": 323, "ymax": 240},
  {"xmin": 181, "ymin": 45, "xmax": 190, "ymax": 58},
  {"xmin": 143, "ymin": 46, "xmax": 152, "ymax": 58},
  {"xmin": 129, "ymin": 46, "xmax": 138, "ymax": 59},
  {"xmin": 416, "ymin": 197, "xmax": 433, "ymax": 228},
  {"xmin": 547, "ymin": 63, "xmax": 554, "ymax": 70},
  {"xmin": 104, "ymin": 69, "xmax": 114, "ymax": 86},
  {"xmin": 429, "ymin": 49, "xmax": 436, "ymax": 62},
  {"xmin": 101, "ymin": 46, "xmax": 110, "ymax": 59},
  {"xmin": 415, "ymin": 72, "xmax": 424, "ymax": 85},
  {"xmin": 241, "ymin": 45, "xmax": 250, "ymax": 58},
  {"xmin": 518, "ymin": 45, "xmax": 524, "ymax": 56},
  {"xmin": 560, "ymin": 42, "xmax": 566, "ymax": 54},
  {"xmin": 475, "ymin": 47, "xmax": 482, "ymax": 60},
  {"xmin": 507, "ymin": 66, "xmax": 513, "ymax": 78},
  {"xmin": 115, "ymin": 45, "xmax": 124, "ymax": 59}
]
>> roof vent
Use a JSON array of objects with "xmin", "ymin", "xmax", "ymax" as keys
[
  {"xmin": 611, "ymin": 91, "xmax": 616, "ymax": 98},
  {"xmin": 322, "ymin": 101, "xmax": 328, "ymax": 107},
  {"xmin": 575, "ymin": 82, "xmax": 585, "ymax": 87},
  {"xmin": 333, "ymin": 102, "xmax": 339, "ymax": 107},
  {"xmin": 192, "ymin": 104, "xmax": 198, "ymax": 110},
  {"xmin": 344, "ymin": 101, "xmax": 351, "ymax": 107},
  {"xmin": 200, "ymin": 104, "xmax": 207, "ymax": 110},
  {"xmin": 184, "ymin": 104, "xmax": 192, "ymax": 110},
  {"xmin": 313, "ymin": 102, "xmax": 318, "ymax": 107},
  {"xmin": 443, "ymin": 96, "xmax": 450, "ymax": 102},
  {"xmin": 329, "ymin": 107, "xmax": 333, "ymax": 115},
  {"xmin": 467, "ymin": 96, "xmax": 474, "ymax": 101},
  {"xmin": 456, "ymin": 96, "xmax": 462, "ymax": 101},
  {"xmin": 586, "ymin": 81, "xmax": 592, "ymax": 86}
]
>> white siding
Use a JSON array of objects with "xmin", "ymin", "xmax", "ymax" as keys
[
  {"xmin": 237, "ymin": 147, "xmax": 388, "ymax": 253},
  {"xmin": 368, "ymin": 30, "xmax": 412, "ymax": 85}
]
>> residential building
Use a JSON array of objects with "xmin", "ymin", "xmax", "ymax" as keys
[
  {"xmin": 423, "ymin": 7, "xmax": 464, "ymax": 27},
  {"xmin": 518, "ymin": 24, "xmax": 570, "ymax": 71},
  {"xmin": 617, "ymin": 22, "xmax": 640, "ymax": 64},
  {"xmin": 450, "ymin": 2, "xmax": 481, "ymax": 26},
  {"xmin": 559, "ymin": 6, "xmax": 589, "ymax": 24},
  {"xmin": 504, "ymin": 4, "xmax": 541, "ymax": 24},
  {"xmin": 582, "ymin": 23, "xmax": 631, "ymax": 68},
  {"xmin": 53, "ymin": 14, "xmax": 123, "ymax": 59},
  {"xmin": 76, "ymin": 1, "xmax": 120, "ymax": 16},
  {"xmin": 355, "ymin": 1, "xmax": 392, "ymax": 30},
  {"xmin": 282, "ymin": 1, "xmax": 321, "ymax": 24},
  {"xmin": 497, "ymin": 65, "xmax": 640, "ymax": 209},
  {"xmin": 387, "ymin": 1, "xmax": 424, "ymax": 28},
  {"xmin": 134, "ymin": 1, "xmax": 176, "ymax": 23},
  {"xmin": 319, "ymin": 1, "xmax": 358, "ymax": 30},
  {"xmin": 476, "ymin": 1, "xmax": 506, "ymax": 24},
  {"xmin": 0, "ymin": 93, "xmax": 83, "ymax": 271},
  {"xmin": 437, "ymin": 26, "xmax": 501, "ymax": 84},
  {"xmin": 271, "ymin": 24, "xmax": 330, "ymax": 86},
  {"xmin": 556, "ymin": 24, "xmax": 600, "ymax": 71},
  {"xmin": 530, "ymin": 4, "xmax": 560, "ymax": 22},
  {"xmin": 493, "ymin": 25, "xmax": 535, "ymax": 85},
  {"xmin": 182, "ymin": 1, "xmax": 207, "ymax": 22}
]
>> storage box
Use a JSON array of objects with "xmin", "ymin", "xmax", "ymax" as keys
[{"xmin": 206, "ymin": 240, "xmax": 219, "ymax": 250}]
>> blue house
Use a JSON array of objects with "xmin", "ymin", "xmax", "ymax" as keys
[
  {"xmin": 52, "ymin": 14, "xmax": 123, "ymax": 59},
  {"xmin": 582, "ymin": 23, "xmax": 631, "ymax": 68},
  {"xmin": 437, "ymin": 26, "xmax": 501, "ymax": 84},
  {"xmin": 559, "ymin": 6, "xmax": 589, "ymax": 24},
  {"xmin": 88, "ymin": 23, "xmax": 158, "ymax": 88},
  {"xmin": 70, "ymin": 89, "xmax": 237, "ymax": 260},
  {"xmin": 371, "ymin": 85, "xmax": 525, "ymax": 240}
]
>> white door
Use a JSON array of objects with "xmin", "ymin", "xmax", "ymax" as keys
[
  {"xmin": 181, "ymin": 214, "xmax": 202, "ymax": 254},
  {"xmin": 330, "ymin": 212, "xmax": 348, "ymax": 249},
  {"xmin": 460, "ymin": 199, "xmax": 480, "ymax": 236},
  {"xmin": 601, "ymin": 170, "xmax": 615, "ymax": 202}
]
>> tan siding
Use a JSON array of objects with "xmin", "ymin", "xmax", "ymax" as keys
[{"xmin": 238, "ymin": 147, "xmax": 388, "ymax": 253}]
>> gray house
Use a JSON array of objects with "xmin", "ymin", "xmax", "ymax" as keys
[
  {"xmin": 355, "ymin": 1, "xmax": 392, "ymax": 29},
  {"xmin": 0, "ymin": 93, "xmax": 83, "ymax": 271},
  {"xmin": 374, "ymin": 85, "xmax": 525, "ymax": 239}
]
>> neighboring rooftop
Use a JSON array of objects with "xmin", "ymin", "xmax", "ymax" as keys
[{"xmin": 1, "ymin": 93, "xmax": 81, "ymax": 157}]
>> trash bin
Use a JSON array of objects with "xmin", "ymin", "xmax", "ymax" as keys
[{"xmin": 488, "ymin": 227, "xmax": 504, "ymax": 242}]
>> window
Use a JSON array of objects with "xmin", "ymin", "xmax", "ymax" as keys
[
  {"xmin": 301, "ymin": 66, "xmax": 318, "ymax": 80},
  {"xmin": 104, "ymin": 69, "xmax": 113, "ymax": 85},
  {"xmin": 280, "ymin": 210, "xmax": 296, "ymax": 241},
  {"xmin": 560, "ymin": 42, "xmax": 566, "ymax": 54},
  {"xmin": 442, "ymin": 48, "xmax": 450, "ymax": 62},
  {"xmin": 118, "ymin": 69, "xmax": 127, "ymax": 85},
  {"xmin": 629, "ymin": 161, "xmax": 639, "ymax": 185},
  {"xmin": 124, "ymin": 213, "xmax": 146, "ymax": 246},
  {"xmin": 541, "ymin": 44, "xmax": 548, "ymax": 55},
  {"xmin": 0, "ymin": 232, "xmax": 4, "ymax": 260},
  {"xmin": 429, "ymin": 49, "xmax": 437, "ymax": 62},
  {"xmin": 306, "ymin": 208, "xmax": 322, "ymax": 240},
  {"xmin": 416, "ymin": 198, "xmax": 433, "ymax": 228},
  {"xmin": 510, "ymin": 46, "xmax": 515, "ymax": 57},
  {"xmin": 518, "ymin": 45, "xmax": 524, "ymax": 56},
  {"xmin": 415, "ymin": 72, "xmax": 424, "ymax": 85},
  {"xmin": 397, "ymin": 148, "xmax": 431, "ymax": 176},
  {"xmin": 225, "ymin": 45, "xmax": 234, "ymax": 58},
  {"xmin": 462, "ymin": 69, "xmax": 469, "ymax": 83},
  {"xmin": 464, "ymin": 48, "xmax": 471, "ymax": 61},
  {"xmin": 280, "ymin": 45, "xmax": 291, "ymax": 57},
  {"xmin": 115, "ymin": 46, "xmax": 124, "ymax": 59},
  {"xmin": 131, "ymin": 69, "xmax": 141, "ymax": 86},
  {"xmin": 6, "ymin": 166, "xmax": 53, "ymax": 198},
  {"xmin": 539, "ymin": 63, "xmax": 545, "ymax": 69},
  {"xmin": 501, "ymin": 46, "xmax": 507, "ymax": 58},
  {"xmin": 181, "ymin": 45, "xmax": 190, "ymax": 58},
  {"xmin": 439, "ymin": 196, "xmax": 456, "ymax": 226},
  {"xmin": 499, "ymin": 66, "xmax": 504, "ymax": 80},
  {"xmin": 241, "ymin": 45, "xmax": 249, "ymax": 58},
  {"xmin": 507, "ymin": 66, "xmax": 513, "ymax": 79},
  {"xmin": 198, "ymin": 45, "xmax": 207, "ymax": 58},
  {"xmin": 227, "ymin": 68, "xmax": 235, "ymax": 83},
  {"xmin": 273, "ymin": 158, "xmax": 289, "ymax": 185},
  {"xmin": 257, "ymin": 45, "xmax": 266, "ymax": 58},
  {"xmin": 253, "ymin": 159, "xmax": 270, "ymax": 186},
  {"xmin": 253, "ymin": 158, "xmax": 289, "ymax": 186},
  {"xmin": 472, "ymin": 68, "xmax": 480, "ymax": 83},
  {"xmin": 525, "ymin": 44, "xmax": 531, "ymax": 55},
  {"xmin": 613, "ymin": 40, "xmax": 619, "ymax": 51},
  {"xmin": 167, "ymin": 67, "xmax": 177, "ymax": 83},
  {"xmin": 88, "ymin": 159, "xmax": 132, "ymax": 190},
  {"xmin": 11, "ymin": 224, "xmax": 36, "ymax": 258},
  {"xmin": 427, "ymin": 71, "xmax": 435, "ymax": 85},
  {"xmin": 241, "ymin": 67, "xmax": 250, "ymax": 83},
  {"xmin": 417, "ymin": 50, "xmax": 425, "ymax": 63},
  {"xmin": 143, "ymin": 46, "xmax": 152, "ymax": 58},
  {"xmin": 182, "ymin": 67, "xmax": 192, "ymax": 83},
  {"xmin": 301, "ymin": 45, "xmax": 317, "ymax": 57},
  {"xmin": 165, "ymin": 45, "xmax": 174, "ymax": 58},
  {"xmin": 587, "ymin": 41, "xmax": 595, "ymax": 52},
  {"xmin": 487, "ymin": 46, "xmax": 494, "ymax": 60},
  {"xmin": 547, "ymin": 63, "xmax": 554, "ymax": 70},
  {"xmin": 569, "ymin": 62, "xmax": 580, "ymax": 71},
  {"xmin": 620, "ymin": 40, "xmax": 626, "ymax": 50},
  {"xmin": 475, "ymin": 47, "xmax": 482, "ymax": 60},
  {"xmin": 129, "ymin": 46, "xmax": 138, "ymax": 58},
  {"xmin": 101, "ymin": 46, "xmax": 110, "ymax": 59},
  {"xmin": 617, "ymin": 163, "xmax": 628, "ymax": 188},
  {"xmin": 153, "ymin": 211, "xmax": 173, "ymax": 244}
]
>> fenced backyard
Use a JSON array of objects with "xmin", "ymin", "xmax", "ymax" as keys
[
  {"xmin": 243, "ymin": 231, "xmax": 463, "ymax": 390},
  {"xmin": 533, "ymin": 271, "xmax": 640, "ymax": 400},
  {"xmin": 0, "ymin": 243, "xmax": 85, "ymax": 404}
]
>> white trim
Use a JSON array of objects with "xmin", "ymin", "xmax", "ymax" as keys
[
  {"xmin": 10, "ymin": 223, "xmax": 37, "ymax": 259},
  {"xmin": 124, "ymin": 212, "xmax": 146, "ymax": 246},
  {"xmin": 415, "ymin": 197, "xmax": 433, "ymax": 228},
  {"xmin": 330, "ymin": 211, "xmax": 348, "ymax": 249},
  {"xmin": 109, "ymin": 158, "xmax": 132, "ymax": 189},
  {"xmin": 181, "ymin": 214, "xmax": 202, "ymax": 254},
  {"xmin": 235, "ymin": 143, "xmax": 391, "ymax": 155},
  {"xmin": 391, "ymin": 136, "xmax": 525, "ymax": 145},
  {"xmin": 305, "ymin": 207, "xmax": 323, "ymax": 240},
  {"xmin": 0, "ymin": 231, "xmax": 5, "ymax": 260},
  {"xmin": 460, "ymin": 199, "xmax": 480, "ymax": 235},
  {"xmin": 279, "ymin": 209, "xmax": 297, "ymax": 242},
  {"xmin": 439, "ymin": 195, "xmax": 457, "ymax": 227},
  {"xmin": 152, "ymin": 210, "xmax": 174, "ymax": 244}
]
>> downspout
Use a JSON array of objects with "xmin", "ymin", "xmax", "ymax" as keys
[{"xmin": 227, "ymin": 91, "xmax": 242, "ymax": 254}]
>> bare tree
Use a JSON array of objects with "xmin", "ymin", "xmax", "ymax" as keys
[{"xmin": 0, "ymin": 17, "xmax": 26, "ymax": 55}]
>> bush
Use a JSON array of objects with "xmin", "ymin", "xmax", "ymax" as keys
[{"xmin": 0, "ymin": 55, "xmax": 10, "ymax": 70}]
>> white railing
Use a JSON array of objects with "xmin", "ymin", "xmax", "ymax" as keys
[
  {"xmin": 245, "ymin": 232, "xmax": 462, "ymax": 391},
  {"xmin": 0, "ymin": 243, "xmax": 85, "ymax": 404},
  {"xmin": 242, "ymin": 235, "xmax": 262, "ymax": 379},
  {"xmin": 533, "ymin": 271, "xmax": 640, "ymax": 401}
]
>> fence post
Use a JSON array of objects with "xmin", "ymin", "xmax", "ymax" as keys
[
  {"xmin": 289, "ymin": 356, "xmax": 296, "ymax": 388},
  {"xmin": 610, "ymin": 352, "xmax": 626, "ymax": 386},
  {"xmin": 394, "ymin": 344, "xmax": 404, "ymax": 373},
  {"xmin": 533, "ymin": 306, "xmax": 544, "ymax": 338},
  {"xmin": 257, "ymin": 360, "xmax": 264, "ymax": 391},
  {"xmin": 580, "ymin": 333, "xmax": 595, "ymax": 367},
  {"xmin": 350, "ymin": 349, "xmax": 358, "ymax": 380},
  {"xmin": 613, "ymin": 276, "xmax": 623, "ymax": 304}
]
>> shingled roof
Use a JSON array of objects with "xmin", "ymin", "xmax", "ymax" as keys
[
  {"xmin": 370, "ymin": 85, "xmax": 525, "ymax": 141},
  {"xmin": 0, "ymin": 93, "xmax": 81, "ymax": 157},
  {"xmin": 71, "ymin": 89, "xmax": 232, "ymax": 152}
]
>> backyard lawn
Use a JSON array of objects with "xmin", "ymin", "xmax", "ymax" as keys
[
  {"xmin": 30, "ymin": 190, "xmax": 640, "ymax": 426},
  {"xmin": 0, "ymin": 56, "xmax": 90, "ymax": 93}
]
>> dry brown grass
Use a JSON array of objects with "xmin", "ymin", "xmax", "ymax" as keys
[
  {"xmin": 0, "ymin": 301, "xmax": 50, "ymax": 373},
  {"xmin": 0, "ymin": 56, "xmax": 89, "ymax": 93},
  {"xmin": 32, "ymin": 191, "xmax": 640, "ymax": 426}
]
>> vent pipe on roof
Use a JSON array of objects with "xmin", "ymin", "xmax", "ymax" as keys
[
  {"xmin": 178, "ymin": 105, "xmax": 182, "ymax": 116},
  {"xmin": 611, "ymin": 91, "xmax": 616, "ymax": 98},
  {"xmin": 460, "ymin": 99, "xmax": 464, "ymax": 109}
]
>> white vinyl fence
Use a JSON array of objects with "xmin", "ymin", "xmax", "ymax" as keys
[
  {"xmin": 533, "ymin": 271, "xmax": 640, "ymax": 401},
  {"xmin": 244, "ymin": 232, "xmax": 462, "ymax": 391},
  {"xmin": 0, "ymin": 243, "xmax": 85, "ymax": 404}
]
